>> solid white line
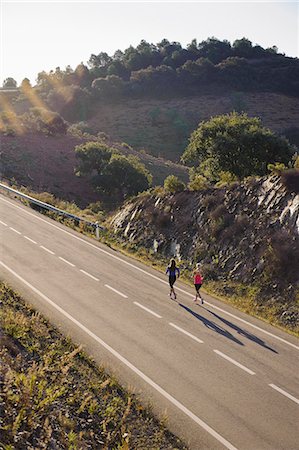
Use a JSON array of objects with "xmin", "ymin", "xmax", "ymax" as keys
[
  {"xmin": 0, "ymin": 260, "xmax": 239, "ymax": 450},
  {"xmin": 104, "ymin": 284, "xmax": 128, "ymax": 298},
  {"xmin": 169, "ymin": 322, "xmax": 204, "ymax": 344},
  {"xmin": 9, "ymin": 227, "xmax": 21, "ymax": 235},
  {"xmin": 1, "ymin": 195, "xmax": 298, "ymax": 351},
  {"xmin": 0, "ymin": 219, "xmax": 7, "ymax": 226},
  {"xmin": 59, "ymin": 256, "xmax": 75, "ymax": 267},
  {"xmin": 40, "ymin": 245, "xmax": 55, "ymax": 255},
  {"xmin": 133, "ymin": 302, "xmax": 162, "ymax": 318},
  {"xmin": 79, "ymin": 269, "xmax": 99, "ymax": 282},
  {"xmin": 24, "ymin": 236, "xmax": 37, "ymax": 244},
  {"xmin": 214, "ymin": 350, "xmax": 255, "ymax": 375},
  {"xmin": 269, "ymin": 384, "xmax": 299, "ymax": 405}
]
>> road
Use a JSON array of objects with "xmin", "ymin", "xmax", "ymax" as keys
[{"xmin": 0, "ymin": 193, "xmax": 298, "ymax": 450}]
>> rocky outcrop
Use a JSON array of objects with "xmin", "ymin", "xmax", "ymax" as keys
[{"xmin": 111, "ymin": 176, "xmax": 299, "ymax": 293}]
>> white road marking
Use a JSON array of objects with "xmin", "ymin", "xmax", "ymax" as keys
[
  {"xmin": 40, "ymin": 245, "xmax": 55, "ymax": 255},
  {"xmin": 104, "ymin": 284, "xmax": 128, "ymax": 298},
  {"xmin": 24, "ymin": 236, "xmax": 37, "ymax": 244},
  {"xmin": 214, "ymin": 350, "xmax": 255, "ymax": 375},
  {"xmin": 169, "ymin": 322, "xmax": 204, "ymax": 343},
  {"xmin": 133, "ymin": 302, "xmax": 162, "ymax": 318},
  {"xmin": 9, "ymin": 227, "xmax": 21, "ymax": 235},
  {"xmin": 0, "ymin": 220, "xmax": 7, "ymax": 226},
  {"xmin": 0, "ymin": 260, "xmax": 239, "ymax": 450},
  {"xmin": 269, "ymin": 384, "xmax": 299, "ymax": 405},
  {"xmin": 59, "ymin": 256, "xmax": 75, "ymax": 267},
  {"xmin": 79, "ymin": 269, "xmax": 99, "ymax": 282},
  {"xmin": 1, "ymin": 195, "xmax": 298, "ymax": 351}
]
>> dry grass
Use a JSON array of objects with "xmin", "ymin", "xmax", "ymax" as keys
[{"xmin": 0, "ymin": 282, "xmax": 187, "ymax": 450}]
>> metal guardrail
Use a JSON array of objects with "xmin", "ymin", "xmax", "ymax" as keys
[{"xmin": 0, "ymin": 182, "xmax": 103, "ymax": 238}]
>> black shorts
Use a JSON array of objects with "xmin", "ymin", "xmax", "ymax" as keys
[
  {"xmin": 169, "ymin": 276, "xmax": 176, "ymax": 287},
  {"xmin": 194, "ymin": 283, "xmax": 202, "ymax": 292}
]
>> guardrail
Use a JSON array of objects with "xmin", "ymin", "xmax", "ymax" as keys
[{"xmin": 0, "ymin": 182, "xmax": 103, "ymax": 238}]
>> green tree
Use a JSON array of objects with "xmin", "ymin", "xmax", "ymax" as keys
[
  {"xmin": 3, "ymin": 77, "xmax": 17, "ymax": 89},
  {"xmin": 75, "ymin": 142, "xmax": 152, "ymax": 200},
  {"xmin": 181, "ymin": 112, "xmax": 296, "ymax": 180},
  {"xmin": 164, "ymin": 175, "xmax": 185, "ymax": 193},
  {"xmin": 98, "ymin": 154, "xmax": 152, "ymax": 198},
  {"xmin": 75, "ymin": 142, "xmax": 112, "ymax": 177}
]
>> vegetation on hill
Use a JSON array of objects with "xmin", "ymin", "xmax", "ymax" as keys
[
  {"xmin": 75, "ymin": 141, "xmax": 153, "ymax": 203},
  {"xmin": 3, "ymin": 37, "xmax": 299, "ymax": 124},
  {"xmin": 109, "ymin": 174, "xmax": 299, "ymax": 335},
  {"xmin": 0, "ymin": 282, "xmax": 186, "ymax": 449},
  {"xmin": 182, "ymin": 112, "xmax": 297, "ymax": 182}
]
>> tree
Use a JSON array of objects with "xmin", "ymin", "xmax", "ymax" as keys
[
  {"xmin": 97, "ymin": 154, "xmax": 152, "ymax": 198},
  {"xmin": 75, "ymin": 142, "xmax": 152, "ymax": 200},
  {"xmin": 181, "ymin": 112, "xmax": 296, "ymax": 180},
  {"xmin": 20, "ymin": 78, "xmax": 32, "ymax": 91},
  {"xmin": 164, "ymin": 175, "xmax": 185, "ymax": 193},
  {"xmin": 75, "ymin": 142, "xmax": 112, "ymax": 177},
  {"xmin": 3, "ymin": 77, "xmax": 17, "ymax": 89}
]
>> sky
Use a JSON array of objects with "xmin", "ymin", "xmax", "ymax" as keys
[{"xmin": 0, "ymin": 1, "xmax": 298, "ymax": 85}]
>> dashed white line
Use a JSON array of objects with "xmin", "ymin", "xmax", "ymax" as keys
[
  {"xmin": 0, "ymin": 260, "xmax": 238, "ymax": 450},
  {"xmin": 169, "ymin": 322, "xmax": 204, "ymax": 343},
  {"xmin": 214, "ymin": 350, "xmax": 255, "ymax": 375},
  {"xmin": 9, "ymin": 227, "xmax": 21, "ymax": 235},
  {"xmin": 79, "ymin": 269, "xmax": 99, "ymax": 281},
  {"xmin": 59, "ymin": 256, "xmax": 75, "ymax": 267},
  {"xmin": 133, "ymin": 302, "xmax": 162, "ymax": 318},
  {"xmin": 40, "ymin": 245, "xmax": 55, "ymax": 255},
  {"xmin": 1, "ymin": 195, "xmax": 298, "ymax": 352},
  {"xmin": 0, "ymin": 220, "xmax": 7, "ymax": 226},
  {"xmin": 104, "ymin": 284, "xmax": 128, "ymax": 298},
  {"xmin": 269, "ymin": 384, "xmax": 299, "ymax": 405},
  {"xmin": 24, "ymin": 236, "xmax": 37, "ymax": 244}
]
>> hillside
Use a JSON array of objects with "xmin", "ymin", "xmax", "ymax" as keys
[
  {"xmin": 110, "ymin": 175, "xmax": 299, "ymax": 332},
  {"xmin": 87, "ymin": 92, "xmax": 299, "ymax": 161},
  {"xmin": 0, "ymin": 132, "xmax": 188, "ymax": 207}
]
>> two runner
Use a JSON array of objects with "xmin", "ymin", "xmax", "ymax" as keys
[{"xmin": 166, "ymin": 259, "xmax": 204, "ymax": 304}]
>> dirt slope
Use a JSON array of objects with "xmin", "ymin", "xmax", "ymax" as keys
[{"xmin": 88, "ymin": 92, "xmax": 299, "ymax": 161}]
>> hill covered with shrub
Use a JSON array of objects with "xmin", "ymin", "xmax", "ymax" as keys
[{"xmin": 110, "ymin": 175, "xmax": 299, "ymax": 333}]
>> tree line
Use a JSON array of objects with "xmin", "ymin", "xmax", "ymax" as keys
[{"xmin": 3, "ymin": 37, "xmax": 299, "ymax": 122}]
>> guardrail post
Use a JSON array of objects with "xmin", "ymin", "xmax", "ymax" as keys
[{"xmin": 95, "ymin": 222, "xmax": 100, "ymax": 239}]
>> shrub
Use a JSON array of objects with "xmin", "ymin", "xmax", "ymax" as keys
[
  {"xmin": 188, "ymin": 174, "xmax": 209, "ymax": 191},
  {"xmin": 267, "ymin": 162, "xmax": 287, "ymax": 175},
  {"xmin": 215, "ymin": 171, "xmax": 239, "ymax": 187},
  {"xmin": 201, "ymin": 191, "xmax": 224, "ymax": 210},
  {"xmin": 164, "ymin": 175, "xmax": 186, "ymax": 194},
  {"xmin": 209, "ymin": 204, "xmax": 228, "ymax": 221},
  {"xmin": 23, "ymin": 107, "xmax": 67, "ymax": 135},
  {"xmin": 280, "ymin": 169, "xmax": 299, "ymax": 194},
  {"xmin": 262, "ymin": 231, "xmax": 299, "ymax": 289}
]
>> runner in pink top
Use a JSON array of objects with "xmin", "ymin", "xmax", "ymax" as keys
[{"xmin": 193, "ymin": 263, "xmax": 204, "ymax": 304}]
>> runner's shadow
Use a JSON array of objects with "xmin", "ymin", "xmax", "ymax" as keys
[
  {"xmin": 179, "ymin": 303, "xmax": 244, "ymax": 346},
  {"xmin": 206, "ymin": 309, "xmax": 278, "ymax": 354}
]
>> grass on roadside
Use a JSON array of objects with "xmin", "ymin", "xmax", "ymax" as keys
[{"xmin": 0, "ymin": 282, "xmax": 187, "ymax": 450}]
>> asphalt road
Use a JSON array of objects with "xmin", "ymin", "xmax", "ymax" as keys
[{"xmin": 0, "ymin": 193, "xmax": 298, "ymax": 450}]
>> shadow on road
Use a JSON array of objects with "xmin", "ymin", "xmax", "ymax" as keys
[
  {"xmin": 179, "ymin": 303, "xmax": 244, "ymax": 346},
  {"xmin": 206, "ymin": 309, "xmax": 278, "ymax": 353}
]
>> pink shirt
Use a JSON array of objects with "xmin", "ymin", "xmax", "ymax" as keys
[{"xmin": 194, "ymin": 273, "xmax": 203, "ymax": 284}]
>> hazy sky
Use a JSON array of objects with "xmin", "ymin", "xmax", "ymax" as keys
[{"xmin": 1, "ymin": 1, "xmax": 298, "ymax": 85}]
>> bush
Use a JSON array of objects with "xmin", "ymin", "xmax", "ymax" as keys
[
  {"xmin": 280, "ymin": 169, "xmax": 299, "ymax": 194},
  {"xmin": 262, "ymin": 231, "xmax": 299, "ymax": 290},
  {"xmin": 202, "ymin": 191, "xmax": 224, "ymax": 211},
  {"xmin": 23, "ymin": 107, "xmax": 67, "ymax": 135},
  {"xmin": 188, "ymin": 174, "xmax": 209, "ymax": 191},
  {"xmin": 215, "ymin": 171, "xmax": 239, "ymax": 187},
  {"xmin": 267, "ymin": 162, "xmax": 287, "ymax": 175},
  {"xmin": 164, "ymin": 175, "xmax": 185, "ymax": 194}
]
